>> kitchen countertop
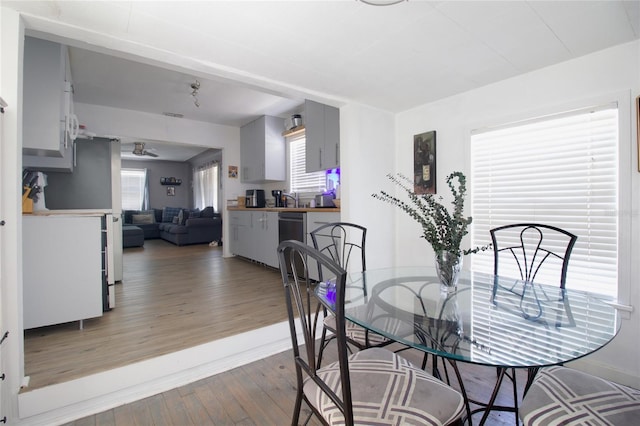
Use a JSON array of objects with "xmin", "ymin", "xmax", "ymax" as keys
[
  {"xmin": 227, "ymin": 207, "xmax": 340, "ymax": 213},
  {"xmin": 26, "ymin": 209, "xmax": 113, "ymax": 216}
]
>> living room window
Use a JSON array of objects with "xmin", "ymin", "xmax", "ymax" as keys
[
  {"xmin": 121, "ymin": 168, "xmax": 148, "ymax": 210},
  {"xmin": 470, "ymin": 104, "xmax": 619, "ymax": 298},
  {"xmin": 193, "ymin": 161, "xmax": 219, "ymax": 212},
  {"xmin": 289, "ymin": 133, "xmax": 325, "ymax": 194}
]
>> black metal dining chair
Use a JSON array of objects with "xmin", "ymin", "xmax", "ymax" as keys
[
  {"xmin": 277, "ymin": 239, "xmax": 465, "ymax": 426},
  {"xmin": 489, "ymin": 223, "xmax": 578, "ymax": 420},
  {"xmin": 310, "ymin": 222, "xmax": 397, "ymax": 367},
  {"xmin": 490, "ymin": 223, "xmax": 577, "ymax": 290},
  {"xmin": 519, "ymin": 365, "xmax": 640, "ymax": 425}
]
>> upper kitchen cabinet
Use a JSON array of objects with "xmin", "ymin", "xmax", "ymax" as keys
[
  {"xmin": 23, "ymin": 36, "xmax": 79, "ymax": 172},
  {"xmin": 241, "ymin": 115, "xmax": 285, "ymax": 183},
  {"xmin": 305, "ymin": 99, "xmax": 340, "ymax": 172}
]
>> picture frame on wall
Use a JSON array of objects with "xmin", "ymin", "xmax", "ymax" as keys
[
  {"xmin": 167, "ymin": 186, "xmax": 175, "ymax": 196},
  {"xmin": 414, "ymin": 130, "xmax": 436, "ymax": 194}
]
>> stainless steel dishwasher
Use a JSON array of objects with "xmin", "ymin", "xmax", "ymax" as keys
[{"xmin": 278, "ymin": 212, "xmax": 306, "ymax": 274}]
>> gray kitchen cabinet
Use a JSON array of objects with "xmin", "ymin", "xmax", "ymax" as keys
[
  {"xmin": 305, "ymin": 100, "xmax": 340, "ymax": 172},
  {"xmin": 240, "ymin": 115, "xmax": 285, "ymax": 183},
  {"xmin": 23, "ymin": 215, "xmax": 104, "ymax": 329},
  {"xmin": 23, "ymin": 36, "xmax": 78, "ymax": 172},
  {"xmin": 230, "ymin": 210, "xmax": 279, "ymax": 268},
  {"xmin": 229, "ymin": 210, "xmax": 251, "ymax": 257},
  {"xmin": 254, "ymin": 211, "xmax": 279, "ymax": 267},
  {"xmin": 306, "ymin": 211, "xmax": 341, "ymax": 280}
]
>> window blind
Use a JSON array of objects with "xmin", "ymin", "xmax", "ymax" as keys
[
  {"xmin": 470, "ymin": 105, "xmax": 619, "ymax": 298},
  {"xmin": 289, "ymin": 134, "xmax": 325, "ymax": 194},
  {"xmin": 121, "ymin": 168, "xmax": 147, "ymax": 210}
]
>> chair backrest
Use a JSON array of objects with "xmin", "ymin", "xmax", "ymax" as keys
[
  {"xmin": 277, "ymin": 240, "xmax": 354, "ymax": 424},
  {"xmin": 310, "ymin": 222, "xmax": 367, "ymax": 273},
  {"xmin": 490, "ymin": 223, "xmax": 577, "ymax": 289}
]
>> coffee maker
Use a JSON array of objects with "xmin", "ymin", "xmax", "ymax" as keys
[{"xmin": 272, "ymin": 190, "xmax": 284, "ymax": 207}]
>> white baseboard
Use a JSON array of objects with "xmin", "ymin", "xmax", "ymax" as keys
[{"xmin": 17, "ymin": 321, "xmax": 292, "ymax": 426}]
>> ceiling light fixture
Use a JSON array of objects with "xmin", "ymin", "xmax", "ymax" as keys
[
  {"xmin": 359, "ymin": 0, "xmax": 407, "ymax": 5},
  {"xmin": 190, "ymin": 80, "xmax": 201, "ymax": 108}
]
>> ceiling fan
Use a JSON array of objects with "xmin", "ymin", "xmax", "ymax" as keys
[{"xmin": 132, "ymin": 142, "xmax": 158, "ymax": 157}]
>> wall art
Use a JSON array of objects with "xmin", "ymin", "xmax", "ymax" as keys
[{"xmin": 414, "ymin": 130, "xmax": 436, "ymax": 194}]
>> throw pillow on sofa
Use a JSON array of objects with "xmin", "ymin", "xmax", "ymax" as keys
[
  {"xmin": 200, "ymin": 206, "xmax": 214, "ymax": 218},
  {"xmin": 177, "ymin": 209, "xmax": 190, "ymax": 225},
  {"xmin": 162, "ymin": 206, "xmax": 182, "ymax": 223},
  {"xmin": 131, "ymin": 213, "xmax": 154, "ymax": 224}
]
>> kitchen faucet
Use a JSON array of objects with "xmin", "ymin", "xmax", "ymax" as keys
[{"xmin": 282, "ymin": 192, "xmax": 299, "ymax": 208}]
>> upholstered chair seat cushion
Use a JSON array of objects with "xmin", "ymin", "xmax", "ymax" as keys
[
  {"xmin": 304, "ymin": 347, "xmax": 464, "ymax": 425},
  {"xmin": 520, "ymin": 365, "xmax": 640, "ymax": 425}
]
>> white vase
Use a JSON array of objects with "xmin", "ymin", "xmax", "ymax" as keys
[{"xmin": 434, "ymin": 251, "xmax": 463, "ymax": 293}]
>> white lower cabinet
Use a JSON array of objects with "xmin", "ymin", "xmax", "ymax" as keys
[
  {"xmin": 255, "ymin": 211, "xmax": 279, "ymax": 267},
  {"xmin": 230, "ymin": 210, "xmax": 339, "ymax": 271},
  {"xmin": 306, "ymin": 212, "xmax": 340, "ymax": 281},
  {"xmin": 230, "ymin": 210, "xmax": 279, "ymax": 268},
  {"xmin": 23, "ymin": 215, "xmax": 104, "ymax": 329},
  {"xmin": 307, "ymin": 212, "xmax": 340, "ymax": 237}
]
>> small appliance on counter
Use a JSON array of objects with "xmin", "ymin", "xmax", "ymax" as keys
[
  {"xmin": 315, "ymin": 193, "xmax": 335, "ymax": 208},
  {"xmin": 245, "ymin": 189, "xmax": 266, "ymax": 208},
  {"xmin": 272, "ymin": 190, "xmax": 284, "ymax": 207}
]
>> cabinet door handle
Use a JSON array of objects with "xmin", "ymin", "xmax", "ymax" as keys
[{"xmin": 68, "ymin": 113, "xmax": 79, "ymax": 141}]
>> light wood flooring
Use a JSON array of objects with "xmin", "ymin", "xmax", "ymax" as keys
[
  {"xmin": 28, "ymin": 239, "xmax": 525, "ymax": 425},
  {"xmin": 63, "ymin": 342, "xmax": 527, "ymax": 426},
  {"xmin": 24, "ymin": 239, "xmax": 288, "ymax": 390}
]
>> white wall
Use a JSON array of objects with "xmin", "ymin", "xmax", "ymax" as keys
[
  {"xmin": 0, "ymin": 7, "xmax": 24, "ymax": 422},
  {"xmin": 388, "ymin": 40, "xmax": 640, "ymax": 387},
  {"xmin": 339, "ymin": 103, "xmax": 397, "ymax": 270}
]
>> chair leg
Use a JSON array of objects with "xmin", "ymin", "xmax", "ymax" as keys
[
  {"xmin": 510, "ymin": 367, "xmax": 519, "ymax": 423},
  {"xmin": 291, "ymin": 389, "xmax": 303, "ymax": 426}
]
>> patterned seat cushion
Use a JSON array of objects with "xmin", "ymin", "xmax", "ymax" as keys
[
  {"xmin": 324, "ymin": 304, "xmax": 414, "ymax": 348},
  {"xmin": 520, "ymin": 365, "xmax": 640, "ymax": 425},
  {"xmin": 304, "ymin": 347, "xmax": 464, "ymax": 425}
]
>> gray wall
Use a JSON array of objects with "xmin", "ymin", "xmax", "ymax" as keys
[
  {"xmin": 121, "ymin": 159, "xmax": 192, "ymax": 208},
  {"xmin": 44, "ymin": 138, "xmax": 113, "ymax": 209}
]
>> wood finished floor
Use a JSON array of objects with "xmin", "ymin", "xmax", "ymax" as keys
[
  {"xmin": 63, "ymin": 343, "xmax": 527, "ymax": 426},
  {"xmin": 26, "ymin": 239, "xmax": 525, "ymax": 425},
  {"xmin": 24, "ymin": 239, "xmax": 288, "ymax": 390}
]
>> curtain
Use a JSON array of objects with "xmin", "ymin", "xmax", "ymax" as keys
[
  {"xmin": 193, "ymin": 161, "xmax": 219, "ymax": 212},
  {"xmin": 142, "ymin": 168, "xmax": 150, "ymax": 210}
]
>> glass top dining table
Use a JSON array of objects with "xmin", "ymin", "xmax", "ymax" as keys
[{"xmin": 315, "ymin": 266, "xmax": 620, "ymax": 371}]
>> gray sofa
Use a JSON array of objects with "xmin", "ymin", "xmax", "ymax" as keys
[{"xmin": 123, "ymin": 207, "xmax": 222, "ymax": 247}]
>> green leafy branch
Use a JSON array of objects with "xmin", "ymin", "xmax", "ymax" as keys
[{"xmin": 371, "ymin": 171, "xmax": 491, "ymax": 256}]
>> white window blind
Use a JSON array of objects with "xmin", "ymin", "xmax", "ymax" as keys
[
  {"xmin": 470, "ymin": 105, "xmax": 619, "ymax": 298},
  {"xmin": 121, "ymin": 168, "xmax": 147, "ymax": 210},
  {"xmin": 289, "ymin": 134, "xmax": 325, "ymax": 194}
]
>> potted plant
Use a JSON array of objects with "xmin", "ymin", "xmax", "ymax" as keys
[{"xmin": 372, "ymin": 171, "xmax": 490, "ymax": 291}]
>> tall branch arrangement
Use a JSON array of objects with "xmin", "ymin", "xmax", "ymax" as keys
[{"xmin": 372, "ymin": 171, "xmax": 490, "ymax": 256}]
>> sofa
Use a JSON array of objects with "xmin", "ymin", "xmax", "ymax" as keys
[{"xmin": 123, "ymin": 206, "xmax": 222, "ymax": 247}]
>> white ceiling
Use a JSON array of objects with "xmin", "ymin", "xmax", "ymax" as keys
[{"xmin": 5, "ymin": 0, "xmax": 640, "ymax": 161}]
